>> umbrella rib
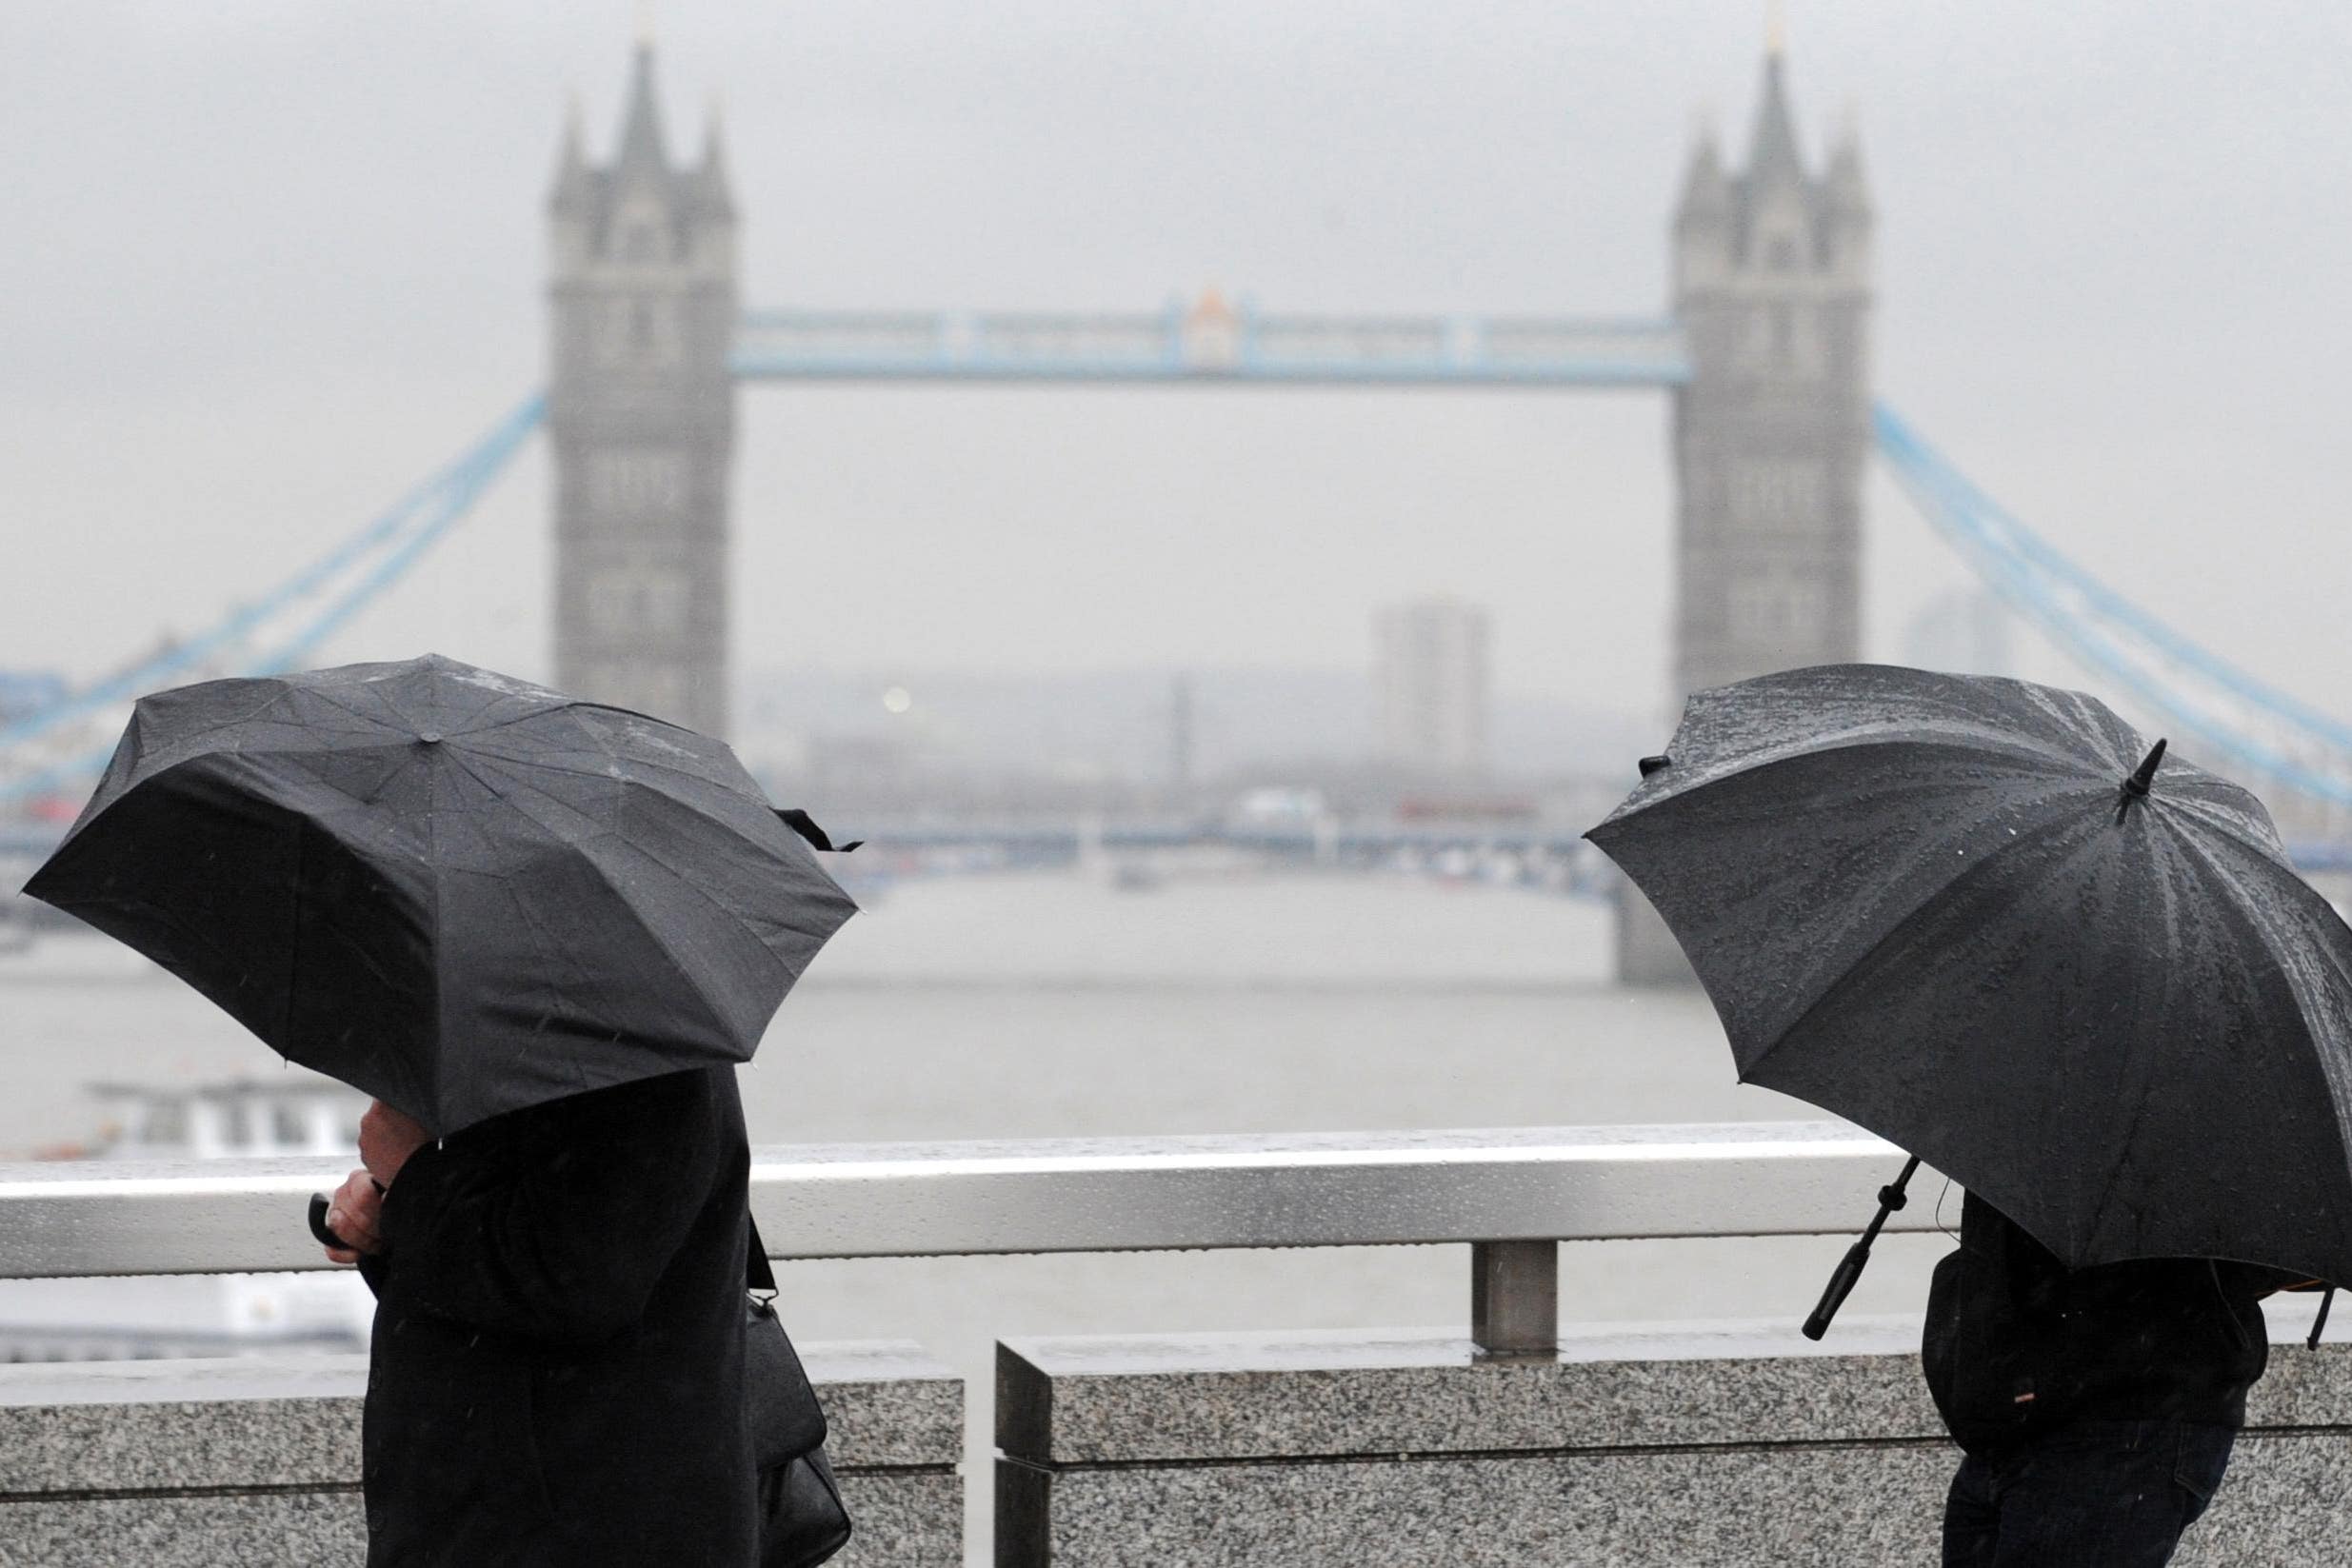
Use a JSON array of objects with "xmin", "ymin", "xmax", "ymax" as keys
[
  {"xmin": 577, "ymin": 778, "xmax": 810, "ymax": 988},
  {"xmin": 600, "ymin": 794, "xmax": 828, "ymax": 984},
  {"xmin": 366, "ymin": 679, "xmax": 444, "ymax": 743},
  {"xmin": 2156, "ymin": 817, "xmax": 2352, "ymax": 1141},
  {"xmin": 2068, "ymin": 830, "xmax": 2187, "ymax": 1257},
  {"xmin": 454, "ymin": 745, "xmax": 778, "ymax": 855},
  {"xmin": 277, "ymin": 818, "xmax": 308, "ymax": 1051},
  {"xmin": 1702, "ymin": 729, "xmax": 2089, "ymax": 788},
  {"xmin": 567, "ymin": 708, "xmax": 735, "ymax": 782},
  {"xmin": 457, "ymin": 752, "xmax": 819, "ymax": 944},
  {"xmin": 1739, "ymin": 810, "xmax": 2095, "ymax": 1082},
  {"xmin": 2158, "ymin": 791, "xmax": 2299, "ymax": 871},
  {"xmin": 422, "ymin": 762, "xmax": 625, "ymax": 1097},
  {"xmin": 545, "ymin": 844, "xmax": 745, "ymax": 1047},
  {"xmin": 1604, "ymin": 732, "xmax": 2095, "ymax": 834},
  {"xmin": 460, "ymin": 744, "xmax": 733, "ymax": 798},
  {"xmin": 424, "ymin": 686, "xmax": 511, "ymax": 739},
  {"xmin": 442, "ymin": 687, "xmax": 563, "ymax": 741},
  {"xmin": 441, "ymin": 746, "xmax": 627, "ymax": 846},
  {"xmin": 291, "ymin": 685, "xmax": 412, "ymax": 740},
  {"xmin": 114, "ymin": 685, "xmax": 304, "ymax": 779},
  {"xmin": 460, "ymin": 868, "xmax": 603, "ymax": 1102},
  {"xmin": 433, "ymin": 746, "xmax": 745, "ymax": 1048}
]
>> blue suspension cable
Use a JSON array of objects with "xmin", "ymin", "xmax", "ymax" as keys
[
  {"xmin": 248, "ymin": 394, "xmax": 545, "ymax": 675},
  {"xmin": 1874, "ymin": 405, "xmax": 2352, "ymax": 756},
  {"xmin": 0, "ymin": 393, "xmax": 544, "ymax": 805},
  {"xmin": 1875, "ymin": 403, "xmax": 2352, "ymax": 805},
  {"xmin": 0, "ymin": 394, "xmax": 546, "ymax": 751}
]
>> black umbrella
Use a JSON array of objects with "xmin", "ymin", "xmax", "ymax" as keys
[
  {"xmin": 1587, "ymin": 664, "xmax": 2352, "ymax": 1327},
  {"xmin": 25, "ymin": 654, "xmax": 858, "ymax": 1137}
]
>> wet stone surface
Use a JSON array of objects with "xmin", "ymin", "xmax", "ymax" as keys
[
  {"xmin": 997, "ymin": 1320, "xmax": 2352, "ymax": 1568},
  {"xmin": 0, "ymin": 1344, "xmax": 962, "ymax": 1568},
  {"xmin": 997, "ymin": 1317, "xmax": 1947, "ymax": 1464}
]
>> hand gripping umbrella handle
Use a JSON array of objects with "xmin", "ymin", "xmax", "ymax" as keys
[
  {"xmin": 1803, "ymin": 1155, "xmax": 1922, "ymax": 1341},
  {"xmin": 308, "ymin": 1181, "xmax": 387, "ymax": 1254},
  {"xmin": 308, "ymin": 1193, "xmax": 351, "ymax": 1252}
]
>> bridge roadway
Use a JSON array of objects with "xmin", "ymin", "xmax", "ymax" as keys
[{"xmin": 732, "ymin": 307, "xmax": 1690, "ymax": 388}]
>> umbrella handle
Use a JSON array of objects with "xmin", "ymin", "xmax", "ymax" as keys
[
  {"xmin": 307, "ymin": 1192, "xmax": 353, "ymax": 1253},
  {"xmin": 1802, "ymin": 1155, "xmax": 1922, "ymax": 1341},
  {"xmin": 309, "ymin": 1180, "xmax": 389, "ymax": 1254},
  {"xmin": 1803, "ymin": 1242, "xmax": 1874, "ymax": 1341}
]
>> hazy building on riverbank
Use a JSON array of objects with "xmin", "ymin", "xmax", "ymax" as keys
[{"xmin": 1374, "ymin": 597, "xmax": 1492, "ymax": 779}]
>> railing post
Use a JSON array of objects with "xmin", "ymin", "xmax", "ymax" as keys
[{"xmin": 1470, "ymin": 1240, "xmax": 1558, "ymax": 1362}]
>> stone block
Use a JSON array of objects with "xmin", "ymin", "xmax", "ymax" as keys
[
  {"xmin": 0, "ymin": 1492, "xmax": 368, "ymax": 1568},
  {"xmin": 996, "ymin": 1318, "xmax": 2352, "ymax": 1567},
  {"xmin": 0, "ymin": 1341, "xmax": 961, "ymax": 1567}
]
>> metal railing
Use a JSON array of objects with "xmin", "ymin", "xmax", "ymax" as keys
[{"xmin": 0, "ymin": 1121, "xmax": 1929, "ymax": 1358}]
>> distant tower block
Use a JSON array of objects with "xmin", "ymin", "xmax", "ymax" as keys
[
  {"xmin": 1375, "ymin": 597, "xmax": 1494, "ymax": 780},
  {"xmin": 547, "ymin": 42, "xmax": 738, "ymax": 737},
  {"xmin": 1622, "ymin": 43, "xmax": 1873, "ymax": 987}
]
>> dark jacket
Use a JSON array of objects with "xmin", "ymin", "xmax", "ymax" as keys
[
  {"xmin": 356, "ymin": 1065, "xmax": 755, "ymax": 1567},
  {"xmin": 1923, "ymin": 1191, "xmax": 2290, "ymax": 1456}
]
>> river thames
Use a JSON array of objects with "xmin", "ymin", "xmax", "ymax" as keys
[
  {"xmin": 0, "ymin": 866, "xmax": 1965, "ymax": 1558},
  {"xmin": 0, "ymin": 866, "xmax": 1961, "ymax": 1329}
]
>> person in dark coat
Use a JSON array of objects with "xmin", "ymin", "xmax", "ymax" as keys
[
  {"xmin": 322, "ymin": 1064, "xmax": 756, "ymax": 1567},
  {"xmin": 1924, "ymin": 1189, "xmax": 2309, "ymax": 1567}
]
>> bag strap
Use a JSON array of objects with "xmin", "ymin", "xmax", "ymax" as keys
[{"xmin": 747, "ymin": 1212, "xmax": 778, "ymax": 1297}]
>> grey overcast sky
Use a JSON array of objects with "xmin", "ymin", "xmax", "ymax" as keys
[{"xmin": 3, "ymin": 1, "xmax": 2348, "ymax": 724}]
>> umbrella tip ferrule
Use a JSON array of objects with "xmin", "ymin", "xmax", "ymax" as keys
[
  {"xmin": 2116, "ymin": 737, "xmax": 2167, "ymax": 820},
  {"xmin": 1639, "ymin": 753, "xmax": 1672, "ymax": 779},
  {"xmin": 417, "ymin": 730, "xmax": 444, "ymax": 745}
]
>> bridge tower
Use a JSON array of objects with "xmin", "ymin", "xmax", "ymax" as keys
[
  {"xmin": 1619, "ymin": 42, "xmax": 1874, "ymax": 984},
  {"xmin": 547, "ymin": 41, "xmax": 738, "ymax": 737}
]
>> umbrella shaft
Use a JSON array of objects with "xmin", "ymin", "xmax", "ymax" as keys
[
  {"xmin": 1856, "ymin": 1155, "xmax": 1923, "ymax": 1250},
  {"xmin": 1801, "ymin": 1155, "xmax": 1922, "ymax": 1341}
]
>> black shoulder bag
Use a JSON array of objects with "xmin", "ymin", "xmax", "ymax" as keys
[{"xmin": 745, "ymin": 1217, "xmax": 852, "ymax": 1568}]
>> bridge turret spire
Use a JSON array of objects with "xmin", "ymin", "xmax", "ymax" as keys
[
  {"xmin": 1674, "ymin": 122, "xmax": 1735, "ymax": 295},
  {"xmin": 694, "ymin": 95, "xmax": 735, "ymax": 219},
  {"xmin": 613, "ymin": 40, "xmax": 672, "ymax": 179},
  {"xmin": 1743, "ymin": 50, "xmax": 1809, "ymax": 200},
  {"xmin": 1821, "ymin": 109, "xmax": 1872, "ymax": 284},
  {"xmin": 548, "ymin": 91, "xmax": 593, "ymax": 214},
  {"xmin": 1824, "ymin": 111, "xmax": 1868, "ymax": 211},
  {"xmin": 1676, "ymin": 125, "xmax": 1731, "ymax": 219}
]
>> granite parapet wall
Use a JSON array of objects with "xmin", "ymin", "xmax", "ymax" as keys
[
  {"xmin": 0, "ymin": 1341, "xmax": 962, "ymax": 1568},
  {"xmin": 996, "ymin": 1317, "xmax": 2352, "ymax": 1567}
]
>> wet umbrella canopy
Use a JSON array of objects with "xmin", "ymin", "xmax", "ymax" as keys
[
  {"xmin": 1587, "ymin": 664, "xmax": 2352, "ymax": 1287},
  {"xmin": 24, "ymin": 654, "xmax": 858, "ymax": 1137}
]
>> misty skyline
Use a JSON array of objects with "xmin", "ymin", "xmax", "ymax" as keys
[{"xmin": 5, "ymin": 2, "xmax": 2349, "ymax": 731}]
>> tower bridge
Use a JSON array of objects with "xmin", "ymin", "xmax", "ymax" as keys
[
  {"xmin": 548, "ymin": 38, "xmax": 1869, "ymax": 751},
  {"xmin": 545, "ymin": 36, "xmax": 1865, "ymax": 980},
  {"xmin": 10, "ymin": 34, "xmax": 2352, "ymax": 943}
]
